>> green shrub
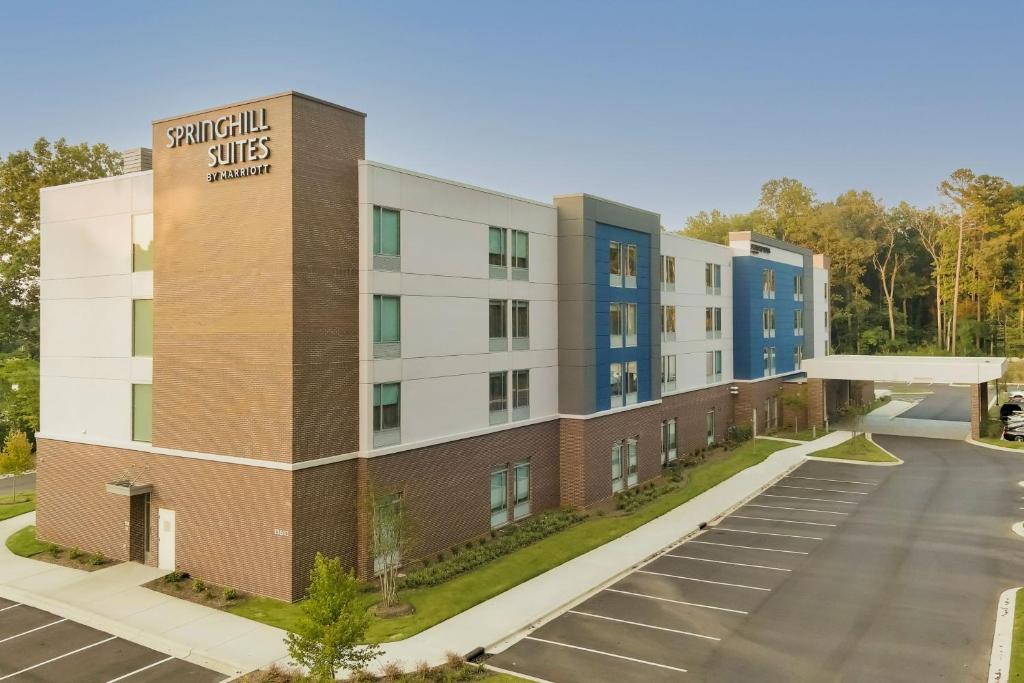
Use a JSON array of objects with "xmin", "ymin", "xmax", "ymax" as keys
[
  {"xmin": 163, "ymin": 569, "xmax": 186, "ymax": 584},
  {"xmin": 614, "ymin": 483, "xmax": 676, "ymax": 512},
  {"xmin": 87, "ymin": 553, "xmax": 105, "ymax": 566},
  {"xmin": 401, "ymin": 509, "xmax": 585, "ymax": 589},
  {"xmin": 47, "ymin": 544, "xmax": 62, "ymax": 558},
  {"xmin": 193, "ymin": 579, "xmax": 207, "ymax": 592},
  {"xmin": 69, "ymin": 547, "xmax": 82, "ymax": 561},
  {"xmin": 223, "ymin": 588, "xmax": 238, "ymax": 601}
]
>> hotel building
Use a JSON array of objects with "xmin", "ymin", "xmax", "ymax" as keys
[{"xmin": 36, "ymin": 92, "xmax": 830, "ymax": 601}]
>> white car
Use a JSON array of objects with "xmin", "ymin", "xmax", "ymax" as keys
[{"xmin": 1011, "ymin": 390, "xmax": 1024, "ymax": 400}]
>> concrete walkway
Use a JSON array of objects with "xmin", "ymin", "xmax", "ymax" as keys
[{"xmin": 0, "ymin": 433, "xmax": 851, "ymax": 677}]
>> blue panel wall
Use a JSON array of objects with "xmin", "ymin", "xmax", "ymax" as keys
[
  {"xmin": 595, "ymin": 223, "xmax": 652, "ymax": 410},
  {"xmin": 732, "ymin": 256, "xmax": 806, "ymax": 380}
]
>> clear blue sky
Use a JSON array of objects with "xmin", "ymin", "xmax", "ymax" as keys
[{"xmin": 2, "ymin": 1, "xmax": 1021, "ymax": 228}]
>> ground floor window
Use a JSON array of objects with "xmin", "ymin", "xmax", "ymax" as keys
[
  {"xmin": 490, "ymin": 466, "xmax": 508, "ymax": 528},
  {"xmin": 626, "ymin": 437, "xmax": 639, "ymax": 487},
  {"xmin": 513, "ymin": 460, "xmax": 531, "ymax": 519},
  {"xmin": 661, "ymin": 419, "xmax": 677, "ymax": 464},
  {"xmin": 706, "ymin": 409, "xmax": 716, "ymax": 445},
  {"xmin": 611, "ymin": 443, "xmax": 624, "ymax": 492}
]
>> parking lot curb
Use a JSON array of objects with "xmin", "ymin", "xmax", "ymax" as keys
[
  {"xmin": 967, "ymin": 437, "xmax": 1024, "ymax": 454},
  {"xmin": 803, "ymin": 433, "xmax": 904, "ymax": 467},
  {"xmin": 988, "ymin": 587, "xmax": 1018, "ymax": 683}
]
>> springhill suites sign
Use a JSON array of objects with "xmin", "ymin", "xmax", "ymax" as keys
[{"xmin": 165, "ymin": 108, "xmax": 272, "ymax": 182}]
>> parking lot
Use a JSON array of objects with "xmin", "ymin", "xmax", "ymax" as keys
[
  {"xmin": 0, "ymin": 598, "xmax": 226, "ymax": 682},
  {"xmin": 488, "ymin": 459, "xmax": 890, "ymax": 681}
]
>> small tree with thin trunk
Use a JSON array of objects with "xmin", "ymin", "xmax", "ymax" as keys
[
  {"xmin": 285, "ymin": 553, "xmax": 380, "ymax": 682},
  {"xmin": 782, "ymin": 391, "xmax": 808, "ymax": 434},
  {"xmin": 371, "ymin": 491, "xmax": 412, "ymax": 610},
  {"xmin": 0, "ymin": 430, "xmax": 33, "ymax": 503}
]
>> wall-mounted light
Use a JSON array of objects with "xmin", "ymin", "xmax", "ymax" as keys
[{"xmin": 729, "ymin": 385, "xmax": 739, "ymax": 396}]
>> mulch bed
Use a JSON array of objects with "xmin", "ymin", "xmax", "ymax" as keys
[
  {"xmin": 143, "ymin": 574, "xmax": 246, "ymax": 610},
  {"xmin": 32, "ymin": 549, "xmax": 120, "ymax": 573}
]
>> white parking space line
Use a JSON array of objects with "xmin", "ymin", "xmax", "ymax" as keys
[
  {"xmin": 0, "ymin": 605, "xmax": 19, "ymax": 613},
  {"xmin": 663, "ymin": 554, "xmax": 792, "ymax": 572},
  {"xmin": 690, "ymin": 540, "xmax": 808, "ymax": 555},
  {"xmin": 606, "ymin": 588, "xmax": 749, "ymax": 614},
  {"xmin": 637, "ymin": 569, "xmax": 770, "ymax": 591},
  {"xmin": 730, "ymin": 515, "xmax": 837, "ymax": 527},
  {"xmin": 786, "ymin": 475, "xmax": 878, "ymax": 486},
  {"xmin": 523, "ymin": 637, "xmax": 689, "ymax": 673},
  {"xmin": 745, "ymin": 503, "xmax": 849, "ymax": 515},
  {"xmin": 774, "ymin": 484, "xmax": 868, "ymax": 495},
  {"xmin": 713, "ymin": 527, "xmax": 824, "ymax": 541},
  {"xmin": 0, "ymin": 636, "xmax": 117, "ymax": 680},
  {"xmin": 761, "ymin": 494, "xmax": 858, "ymax": 505},
  {"xmin": 567, "ymin": 610, "xmax": 721, "ymax": 641},
  {"xmin": 105, "ymin": 655, "xmax": 175, "ymax": 682},
  {"xmin": 0, "ymin": 618, "xmax": 66, "ymax": 645}
]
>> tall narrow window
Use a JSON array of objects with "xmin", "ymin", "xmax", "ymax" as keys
[
  {"xmin": 609, "ymin": 241, "xmax": 622, "ymax": 287},
  {"xmin": 489, "ymin": 227, "xmax": 507, "ymax": 278},
  {"xmin": 625, "ymin": 361, "xmax": 638, "ymax": 405},
  {"xmin": 706, "ymin": 350, "xmax": 722, "ymax": 383},
  {"xmin": 626, "ymin": 438, "xmax": 639, "ymax": 487},
  {"xmin": 609, "ymin": 303, "xmax": 622, "ymax": 348},
  {"xmin": 513, "ymin": 460, "xmax": 531, "ymax": 519},
  {"xmin": 611, "ymin": 443, "xmax": 624, "ymax": 492},
  {"xmin": 715, "ymin": 307, "xmax": 722, "ymax": 337},
  {"xmin": 794, "ymin": 345, "xmax": 803, "ymax": 370},
  {"xmin": 763, "ymin": 308, "xmax": 776, "ymax": 338},
  {"xmin": 624, "ymin": 303, "xmax": 637, "ymax": 347},
  {"xmin": 511, "ymin": 230, "xmax": 529, "ymax": 279},
  {"xmin": 624, "ymin": 244, "xmax": 637, "ymax": 288},
  {"xmin": 662, "ymin": 255, "xmax": 676, "ymax": 291},
  {"xmin": 132, "ymin": 383, "xmax": 152, "ymax": 443},
  {"xmin": 661, "ymin": 355, "xmax": 677, "ymax": 390},
  {"xmin": 373, "ymin": 295, "xmax": 400, "ymax": 357},
  {"xmin": 706, "ymin": 409, "xmax": 716, "ymax": 445},
  {"xmin": 610, "ymin": 362, "xmax": 624, "ymax": 408},
  {"xmin": 490, "ymin": 466, "xmax": 508, "ymax": 528},
  {"xmin": 662, "ymin": 419, "xmax": 677, "ymax": 464},
  {"xmin": 511, "ymin": 300, "xmax": 529, "ymax": 350},
  {"xmin": 373, "ymin": 207, "xmax": 400, "ymax": 258},
  {"xmin": 489, "ymin": 372, "xmax": 508, "ymax": 424},
  {"xmin": 133, "ymin": 299, "xmax": 153, "ymax": 357},
  {"xmin": 794, "ymin": 274, "xmax": 804, "ymax": 301},
  {"xmin": 489, "ymin": 300, "xmax": 507, "ymax": 351},
  {"xmin": 662, "ymin": 306, "xmax": 676, "ymax": 341},
  {"xmin": 132, "ymin": 213, "xmax": 154, "ymax": 272},
  {"xmin": 705, "ymin": 307, "xmax": 723, "ymax": 339},
  {"xmin": 706, "ymin": 263, "xmax": 722, "ymax": 295},
  {"xmin": 762, "ymin": 268, "xmax": 776, "ymax": 299},
  {"xmin": 762, "ymin": 347, "xmax": 776, "ymax": 376},
  {"xmin": 794, "ymin": 309, "xmax": 804, "ymax": 336},
  {"xmin": 373, "ymin": 383, "xmax": 401, "ymax": 446},
  {"xmin": 714, "ymin": 264, "xmax": 722, "ymax": 293},
  {"xmin": 512, "ymin": 369, "xmax": 530, "ymax": 420}
]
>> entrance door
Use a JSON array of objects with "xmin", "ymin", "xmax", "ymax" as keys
[{"xmin": 158, "ymin": 508, "xmax": 176, "ymax": 570}]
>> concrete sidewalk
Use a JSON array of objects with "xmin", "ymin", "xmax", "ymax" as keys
[{"xmin": 0, "ymin": 433, "xmax": 849, "ymax": 677}]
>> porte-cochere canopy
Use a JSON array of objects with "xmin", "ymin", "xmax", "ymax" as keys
[{"xmin": 801, "ymin": 355, "xmax": 1006, "ymax": 385}]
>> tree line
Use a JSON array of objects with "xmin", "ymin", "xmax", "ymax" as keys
[{"xmin": 681, "ymin": 171, "xmax": 1024, "ymax": 358}]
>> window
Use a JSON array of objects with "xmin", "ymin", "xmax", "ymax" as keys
[
  {"xmin": 610, "ymin": 362, "xmax": 624, "ymax": 408},
  {"xmin": 512, "ymin": 369, "xmax": 530, "ymax": 420},
  {"xmin": 511, "ymin": 230, "xmax": 529, "ymax": 278},
  {"xmin": 705, "ymin": 409, "xmax": 716, "ymax": 446},
  {"xmin": 132, "ymin": 213, "xmax": 153, "ymax": 272},
  {"xmin": 132, "ymin": 383, "xmax": 152, "ymax": 443},
  {"xmin": 513, "ymin": 460, "xmax": 531, "ymax": 519},
  {"xmin": 763, "ymin": 347, "xmax": 776, "ymax": 377},
  {"xmin": 762, "ymin": 308, "xmax": 776, "ymax": 338},
  {"xmin": 706, "ymin": 350, "xmax": 722, "ymax": 383},
  {"xmin": 373, "ymin": 206, "xmax": 400, "ymax": 258},
  {"xmin": 489, "ymin": 372, "xmax": 508, "ymax": 424},
  {"xmin": 662, "ymin": 306, "xmax": 676, "ymax": 341},
  {"xmin": 489, "ymin": 226, "xmax": 507, "ymax": 278},
  {"xmin": 794, "ymin": 309, "xmax": 804, "ymax": 336},
  {"xmin": 662, "ymin": 255, "xmax": 676, "ymax": 291},
  {"xmin": 625, "ymin": 361, "xmax": 638, "ymax": 405},
  {"xmin": 794, "ymin": 274, "xmax": 804, "ymax": 301},
  {"xmin": 373, "ymin": 383, "xmax": 401, "ymax": 446},
  {"xmin": 609, "ymin": 303, "xmax": 622, "ymax": 348},
  {"xmin": 611, "ymin": 443, "xmax": 624, "ymax": 492},
  {"xmin": 624, "ymin": 303, "xmax": 637, "ymax": 347},
  {"xmin": 661, "ymin": 354, "xmax": 677, "ymax": 391},
  {"xmin": 762, "ymin": 268, "xmax": 776, "ymax": 299},
  {"xmin": 662, "ymin": 419, "xmax": 677, "ymax": 464},
  {"xmin": 609, "ymin": 241, "xmax": 622, "ymax": 287},
  {"xmin": 794, "ymin": 345, "xmax": 803, "ymax": 370},
  {"xmin": 705, "ymin": 307, "xmax": 722, "ymax": 339},
  {"xmin": 624, "ymin": 244, "xmax": 637, "ymax": 288},
  {"xmin": 373, "ymin": 492, "xmax": 402, "ymax": 575},
  {"xmin": 373, "ymin": 295, "xmax": 400, "ymax": 357},
  {"xmin": 705, "ymin": 263, "xmax": 722, "ymax": 295},
  {"xmin": 511, "ymin": 300, "xmax": 529, "ymax": 350},
  {"xmin": 133, "ymin": 299, "xmax": 153, "ymax": 357},
  {"xmin": 626, "ymin": 438, "xmax": 638, "ymax": 487},
  {"xmin": 489, "ymin": 299, "xmax": 507, "ymax": 351},
  {"xmin": 490, "ymin": 466, "xmax": 508, "ymax": 528}
]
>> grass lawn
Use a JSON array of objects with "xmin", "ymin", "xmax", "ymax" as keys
[
  {"xmin": 6, "ymin": 525, "xmax": 48, "ymax": 557},
  {"xmin": 979, "ymin": 436, "xmax": 1024, "ymax": 450},
  {"xmin": 1012, "ymin": 589, "xmax": 1024, "ymax": 681},
  {"xmin": 775, "ymin": 427, "xmax": 834, "ymax": 442},
  {"xmin": 228, "ymin": 438, "xmax": 792, "ymax": 642},
  {"xmin": 810, "ymin": 435, "xmax": 898, "ymax": 463},
  {"xmin": 0, "ymin": 492, "xmax": 35, "ymax": 521}
]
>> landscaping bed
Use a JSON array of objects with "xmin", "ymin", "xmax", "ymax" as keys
[
  {"xmin": 227, "ymin": 437, "xmax": 791, "ymax": 643},
  {"xmin": 5, "ymin": 525, "xmax": 118, "ymax": 570},
  {"xmin": 143, "ymin": 571, "xmax": 244, "ymax": 609},
  {"xmin": 238, "ymin": 653, "xmax": 527, "ymax": 682},
  {"xmin": 809, "ymin": 434, "xmax": 898, "ymax": 463},
  {"xmin": 1011, "ymin": 588, "xmax": 1024, "ymax": 681},
  {"xmin": 0, "ymin": 492, "xmax": 35, "ymax": 521}
]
